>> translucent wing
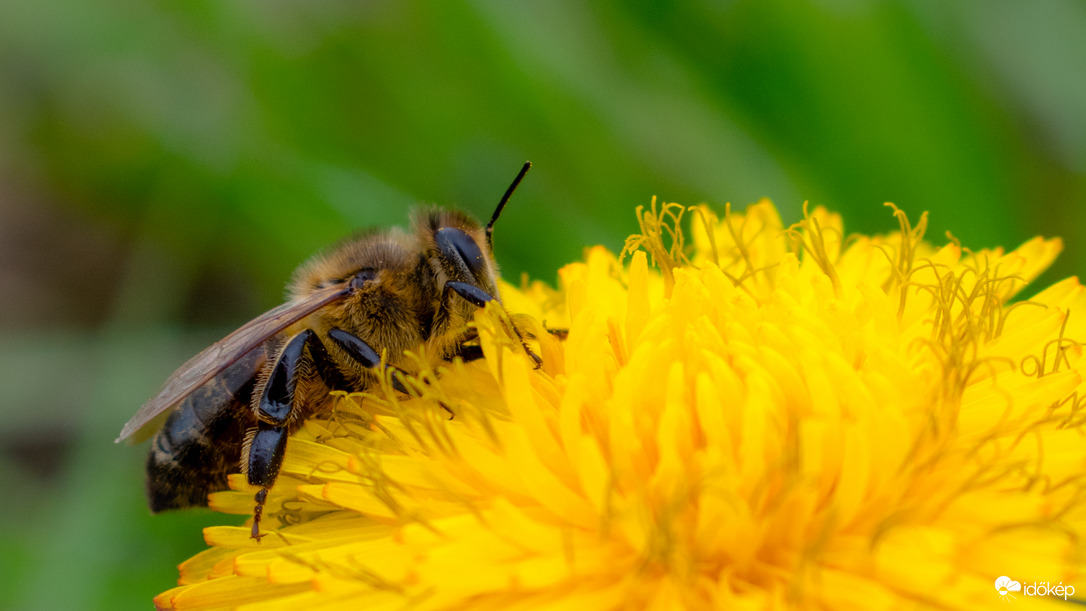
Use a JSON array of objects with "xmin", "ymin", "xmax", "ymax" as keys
[{"xmin": 116, "ymin": 283, "xmax": 351, "ymax": 442}]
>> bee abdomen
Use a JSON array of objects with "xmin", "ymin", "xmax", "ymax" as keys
[{"xmin": 146, "ymin": 350, "xmax": 262, "ymax": 513}]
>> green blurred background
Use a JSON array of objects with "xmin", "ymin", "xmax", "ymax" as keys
[{"xmin": 1, "ymin": 1, "xmax": 1084, "ymax": 608}]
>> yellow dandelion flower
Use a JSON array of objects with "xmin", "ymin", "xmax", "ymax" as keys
[{"xmin": 155, "ymin": 199, "xmax": 1086, "ymax": 610}]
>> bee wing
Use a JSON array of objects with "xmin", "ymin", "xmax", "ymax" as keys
[{"xmin": 116, "ymin": 283, "xmax": 351, "ymax": 443}]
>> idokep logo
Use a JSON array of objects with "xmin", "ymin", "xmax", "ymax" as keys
[
  {"xmin": 994, "ymin": 577, "xmax": 1020, "ymax": 601},
  {"xmin": 995, "ymin": 576, "xmax": 1075, "ymax": 601}
]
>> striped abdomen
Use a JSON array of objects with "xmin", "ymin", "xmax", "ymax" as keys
[{"xmin": 145, "ymin": 347, "xmax": 266, "ymax": 512}]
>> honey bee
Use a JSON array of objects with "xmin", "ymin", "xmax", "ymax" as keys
[{"xmin": 117, "ymin": 162, "xmax": 537, "ymax": 540}]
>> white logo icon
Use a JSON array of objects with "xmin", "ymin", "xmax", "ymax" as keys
[{"xmin": 995, "ymin": 576, "xmax": 1021, "ymax": 601}]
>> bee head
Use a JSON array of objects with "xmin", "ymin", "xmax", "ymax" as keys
[{"xmin": 414, "ymin": 208, "xmax": 499, "ymax": 299}]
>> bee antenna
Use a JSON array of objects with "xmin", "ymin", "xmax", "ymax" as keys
[{"xmin": 486, "ymin": 161, "xmax": 531, "ymax": 252}]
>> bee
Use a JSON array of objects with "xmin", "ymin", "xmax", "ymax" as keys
[{"xmin": 117, "ymin": 162, "xmax": 537, "ymax": 540}]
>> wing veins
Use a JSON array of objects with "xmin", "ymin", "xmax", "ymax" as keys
[{"xmin": 116, "ymin": 283, "xmax": 350, "ymax": 442}]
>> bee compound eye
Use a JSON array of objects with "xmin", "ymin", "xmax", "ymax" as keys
[
  {"xmin": 349, "ymin": 268, "xmax": 378, "ymax": 291},
  {"xmin": 434, "ymin": 227, "xmax": 486, "ymax": 278}
]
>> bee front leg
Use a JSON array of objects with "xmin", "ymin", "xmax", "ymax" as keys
[
  {"xmin": 327, "ymin": 328, "xmax": 410, "ymax": 393},
  {"xmin": 444, "ymin": 280, "xmax": 494, "ymax": 307},
  {"xmin": 328, "ymin": 328, "xmax": 454, "ymax": 418},
  {"xmin": 246, "ymin": 329, "xmax": 327, "ymax": 541},
  {"xmin": 445, "ymin": 281, "xmax": 543, "ymax": 368}
]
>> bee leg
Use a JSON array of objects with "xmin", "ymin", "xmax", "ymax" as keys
[
  {"xmin": 247, "ymin": 329, "xmax": 327, "ymax": 540},
  {"xmin": 328, "ymin": 327, "xmax": 457, "ymax": 419},
  {"xmin": 545, "ymin": 326, "xmax": 570, "ymax": 341},
  {"xmin": 247, "ymin": 425, "xmax": 286, "ymax": 540},
  {"xmin": 445, "ymin": 281, "xmax": 543, "ymax": 368},
  {"xmin": 444, "ymin": 280, "xmax": 494, "ymax": 307},
  {"xmin": 327, "ymin": 328, "xmax": 410, "ymax": 394},
  {"xmin": 456, "ymin": 344, "xmax": 485, "ymax": 362},
  {"xmin": 251, "ymin": 488, "xmax": 269, "ymax": 540}
]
